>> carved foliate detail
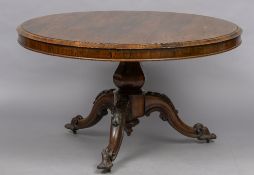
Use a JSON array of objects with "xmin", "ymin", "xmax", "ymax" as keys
[
  {"xmin": 65, "ymin": 62, "xmax": 217, "ymax": 172},
  {"xmin": 65, "ymin": 89, "xmax": 115, "ymax": 134},
  {"xmin": 94, "ymin": 89, "xmax": 115, "ymax": 103},
  {"xmin": 112, "ymin": 113, "xmax": 121, "ymax": 127},
  {"xmin": 97, "ymin": 147, "xmax": 115, "ymax": 171},
  {"xmin": 64, "ymin": 115, "xmax": 84, "ymax": 134},
  {"xmin": 193, "ymin": 123, "xmax": 217, "ymax": 142},
  {"xmin": 144, "ymin": 91, "xmax": 216, "ymax": 142},
  {"xmin": 125, "ymin": 119, "xmax": 140, "ymax": 136}
]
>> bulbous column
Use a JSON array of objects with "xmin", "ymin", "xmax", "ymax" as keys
[{"xmin": 113, "ymin": 62, "xmax": 145, "ymax": 94}]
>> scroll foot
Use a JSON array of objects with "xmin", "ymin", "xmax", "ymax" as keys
[
  {"xmin": 65, "ymin": 115, "xmax": 83, "ymax": 134},
  {"xmin": 193, "ymin": 123, "xmax": 217, "ymax": 142},
  {"xmin": 145, "ymin": 92, "xmax": 216, "ymax": 142},
  {"xmin": 97, "ymin": 93, "xmax": 128, "ymax": 172},
  {"xmin": 64, "ymin": 89, "xmax": 114, "ymax": 134},
  {"xmin": 97, "ymin": 148, "xmax": 113, "ymax": 172}
]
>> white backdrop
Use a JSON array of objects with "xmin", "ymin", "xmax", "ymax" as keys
[{"xmin": 0, "ymin": 0, "xmax": 253, "ymax": 175}]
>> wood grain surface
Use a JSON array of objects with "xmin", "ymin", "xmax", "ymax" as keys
[{"xmin": 17, "ymin": 11, "xmax": 242, "ymax": 61}]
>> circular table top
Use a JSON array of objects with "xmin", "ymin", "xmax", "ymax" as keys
[{"xmin": 17, "ymin": 11, "xmax": 242, "ymax": 62}]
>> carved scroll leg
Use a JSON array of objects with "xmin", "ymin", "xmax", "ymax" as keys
[
  {"xmin": 145, "ymin": 92, "xmax": 216, "ymax": 143},
  {"xmin": 97, "ymin": 95, "xmax": 128, "ymax": 172},
  {"xmin": 65, "ymin": 89, "xmax": 115, "ymax": 134}
]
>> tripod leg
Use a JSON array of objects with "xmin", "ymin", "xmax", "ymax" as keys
[
  {"xmin": 65, "ymin": 89, "xmax": 115, "ymax": 134},
  {"xmin": 145, "ymin": 92, "xmax": 216, "ymax": 142}
]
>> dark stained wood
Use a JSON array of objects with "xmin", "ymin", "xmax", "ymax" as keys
[
  {"xmin": 65, "ymin": 62, "xmax": 217, "ymax": 172},
  {"xmin": 64, "ymin": 89, "xmax": 115, "ymax": 133},
  {"xmin": 17, "ymin": 11, "xmax": 242, "ymax": 61},
  {"xmin": 20, "ymin": 11, "xmax": 242, "ymax": 172},
  {"xmin": 144, "ymin": 92, "xmax": 216, "ymax": 141},
  {"xmin": 113, "ymin": 62, "xmax": 145, "ymax": 93}
]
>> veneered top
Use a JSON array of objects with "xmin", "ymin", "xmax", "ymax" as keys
[{"xmin": 17, "ymin": 11, "xmax": 242, "ymax": 61}]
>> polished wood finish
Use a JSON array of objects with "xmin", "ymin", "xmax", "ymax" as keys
[
  {"xmin": 17, "ymin": 11, "xmax": 242, "ymax": 172},
  {"xmin": 65, "ymin": 62, "xmax": 216, "ymax": 172},
  {"xmin": 113, "ymin": 62, "xmax": 145, "ymax": 93},
  {"xmin": 17, "ymin": 11, "xmax": 242, "ymax": 61},
  {"xmin": 64, "ymin": 89, "xmax": 115, "ymax": 133}
]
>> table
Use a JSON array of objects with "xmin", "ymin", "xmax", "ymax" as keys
[{"xmin": 17, "ymin": 11, "xmax": 242, "ymax": 172}]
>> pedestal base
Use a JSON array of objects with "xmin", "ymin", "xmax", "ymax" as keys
[{"xmin": 65, "ymin": 62, "xmax": 216, "ymax": 172}]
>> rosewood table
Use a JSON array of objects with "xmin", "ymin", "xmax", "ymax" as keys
[{"xmin": 17, "ymin": 11, "xmax": 242, "ymax": 172}]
